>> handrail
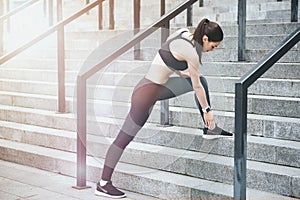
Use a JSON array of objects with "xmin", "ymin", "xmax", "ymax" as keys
[
  {"xmin": 234, "ymin": 27, "xmax": 300, "ymax": 200},
  {"xmin": 238, "ymin": 0, "xmax": 298, "ymax": 61},
  {"xmin": 0, "ymin": 0, "xmax": 40, "ymax": 22},
  {"xmin": 0, "ymin": 0, "xmax": 102, "ymax": 65},
  {"xmin": 0, "ymin": 0, "xmax": 103, "ymax": 114},
  {"xmin": 0, "ymin": 0, "xmax": 45, "ymax": 56},
  {"xmin": 76, "ymin": 0, "xmax": 198, "ymax": 189},
  {"xmin": 78, "ymin": 0, "xmax": 197, "ymax": 79}
]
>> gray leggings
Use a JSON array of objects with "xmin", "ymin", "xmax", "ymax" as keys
[{"xmin": 101, "ymin": 76, "xmax": 210, "ymax": 181}]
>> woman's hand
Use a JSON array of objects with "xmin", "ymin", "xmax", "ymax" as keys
[{"xmin": 204, "ymin": 111, "xmax": 215, "ymax": 130}]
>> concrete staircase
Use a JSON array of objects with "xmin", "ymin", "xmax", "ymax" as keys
[{"xmin": 0, "ymin": 0, "xmax": 300, "ymax": 199}]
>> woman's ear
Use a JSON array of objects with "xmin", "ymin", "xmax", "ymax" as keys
[{"xmin": 202, "ymin": 35, "xmax": 208, "ymax": 43}]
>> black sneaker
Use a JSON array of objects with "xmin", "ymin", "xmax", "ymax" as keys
[
  {"xmin": 95, "ymin": 181, "xmax": 126, "ymax": 199},
  {"xmin": 202, "ymin": 126, "xmax": 233, "ymax": 139}
]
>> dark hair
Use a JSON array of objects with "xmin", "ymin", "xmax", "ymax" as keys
[
  {"xmin": 193, "ymin": 18, "xmax": 224, "ymax": 46},
  {"xmin": 192, "ymin": 18, "xmax": 224, "ymax": 64}
]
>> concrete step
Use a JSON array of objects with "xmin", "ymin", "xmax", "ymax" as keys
[
  {"xmin": 0, "ymin": 105, "xmax": 76, "ymax": 132},
  {"xmin": 200, "ymin": 62, "xmax": 300, "ymax": 79},
  {"xmin": 0, "ymin": 58, "xmax": 83, "ymax": 70},
  {"xmin": 0, "ymin": 68, "xmax": 78, "ymax": 83},
  {"xmin": 64, "ymin": 30, "xmax": 128, "ymax": 43},
  {"xmin": 64, "ymin": 22, "xmax": 300, "ymax": 39},
  {"xmin": 220, "ymin": 35, "xmax": 300, "ymax": 50},
  {"xmin": 0, "ymin": 119, "xmax": 299, "ymax": 170},
  {"xmin": 0, "ymin": 91, "xmax": 73, "ymax": 113},
  {"xmin": 1, "ymin": 89, "xmax": 299, "ymax": 135},
  {"xmin": 1, "ymin": 140, "xmax": 287, "ymax": 198},
  {"xmin": 63, "ymin": 22, "xmax": 300, "ymax": 45},
  {"xmin": 171, "ymin": 92, "xmax": 300, "ymax": 118},
  {"xmin": 1, "ymin": 59, "xmax": 299, "ymax": 80},
  {"xmin": 1, "ymin": 86, "xmax": 299, "ymax": 118},
  {"xmin": 0, "ymin": 140, "xmax": 298, "ymax": 196},
  {"xmin": 9, "ymin": 47, "xmax": 136, "ymax": 62},
  {"xmin": 7, "ymin": 33, "xmax": 299, "ymax": 59},
  {"xmin": 0, "ymin": 160, "xmax": 158, "ymax": 200},
  {"xmin": 17, "ymin": 31, "xmax": 299, "ymax": 52},
  {"xmin": 200, "ymin": 1, "xmax": 299, "ymax": 23},
  {"xmin": 65, "ymin": 34, "xmax": 300, "ymax": 52},
  {"xmin": 83, "ymin": 92, "xmax": 300, "ymax": 122},
  {"xmin": 0, "ymin": 117, "xmax": 300, "ymax": 168},
  {"xmin": 0, "ymin": 73, "xmax": 299, "ymax": 120},
  {"xmin": 220, "ymin": 22, "xmax": 300, "ymax": 37},
  {"xmin": 202, "ymin": 48, "xmax": 299, "ymax": 63},
  {"xmin": 0, "ymin": 78, "xmax": 75, "ymax": 97},
  {"xmin": 204, "ymin": 73, "xmax": 300, "ymax": 98},
  {"xmin": 0, "ymin": 103, "xmax": 299, "ymax": 142},
  {"xmin": 1, "ymin": 70, "xmax": 299, "ymax": 98},
  {"xmin": 4, "ymin": 23, "xmax": 299, "ymax": 63},
  {"xmin": 0, "ymin": 58, "xmax": 150, "ymax": 73},
  {"xmin": 86, "ymin": 102, "xmax": 300, "ymax": 141},
  {"xmin": 61, "ymin": 0, "xmax": 297, "ymax": 29},
  {"xmin": 0, "ymin": 69, "xmax": 300, "ymax": 98}
]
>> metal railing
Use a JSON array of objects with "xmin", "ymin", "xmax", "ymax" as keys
[
  {"xmin": 234, "ymin": 27, "xmax": 300, "ymax": 200},
  {"xmin": 237, "ymin": 0, "xmax": 298, "ymax": 61},
  {"xmin": 0, "ymin": 0, "xmax": 45, "ymax": 55},
  {"xmin": 0, "ymin": 0, "xmax": 40, "ymax": 22},
  {"xmin": 76, "ymin": 0, "xmax": 198, "ymax": 189},
  {"xmin": 85, "ymin": 0, "xmax": 107, "ymax": 30},
  {"xmin": 0, "ymin": 0, "xmax": 104, "ymax": 113},
  {"xmin": 85, "ymin": 0, "xmax": 194, "ymax": 125},
  {"xmin": 291, "ymin": 0, "xmax": 299, "ymax": 22}
]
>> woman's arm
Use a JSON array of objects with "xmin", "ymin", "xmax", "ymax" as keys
[
  {"xmin": 171, "ymin": 39, "xmax": 215, "ymax": 129},
  {"xmin": 188, "ymin": 65, "xmax": 215, "ymax": 129},
  {"xmin": 175, "ymin": 70, "xmax": 190, "ymax": 78}
]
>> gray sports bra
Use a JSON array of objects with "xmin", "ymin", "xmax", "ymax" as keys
[{"xmin": 158, "ymin": 31, "xmax": 195, "ymax": 71}]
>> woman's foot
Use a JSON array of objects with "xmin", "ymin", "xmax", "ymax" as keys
[
  {"xmin": 202, "ymin": 125, "xmax": 233, "ymax": 139},
  {"xmin": 95, "ymin": 180, "xmax": 126, "ymax": 198}
]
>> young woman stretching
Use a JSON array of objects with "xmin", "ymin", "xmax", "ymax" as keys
[{"xmin": 95, "ymin": 18, "xmax": 233, "ymax": 198}]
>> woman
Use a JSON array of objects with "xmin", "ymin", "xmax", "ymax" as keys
[{"xmin": 95, "ymin": 18, "xmax": 233, "ymax": 198}]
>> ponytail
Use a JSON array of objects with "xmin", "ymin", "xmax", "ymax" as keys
[
  {"xmin": 193, "ymin": 18, "xmax": 224, "ymax": 64},
  {"xmin": 193, "ymin": 18, "xmax": 223, "ymax": 45}
]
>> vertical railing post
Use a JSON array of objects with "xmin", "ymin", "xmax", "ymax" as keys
[
  {"xmin": 98, "ymin": 0, "xmax": 103, "ymax": 30},
  {"xmin": 57, "ymin": 0, "xmax": 66, "ymax": 113},
  {"xmin": 160, "ymin": 0, "xmax": 170, "ymax": 125},
  {"xmin": 234, "ymin": 83, "xmax": 248, "ymax": 200},
  {"xmin": 73, "ymin": 76, "xmax": 90, "ymax": 189},
  {"xmin": 187, "ymin": 5, "xmax": 193, "ymax": 26},
  {"xmin": 238, "ymin": 0, "xmax": 246, "ymax": 61},
  {"xmin": 291, "ymin": 0, "xmax": 298, "ymax": 22},
  {"xmin": 86, "ymin": 0, "xmax": 90, "ymax": 15},
  {"xmin": 160, "ymin": 0, "xmax": 165, "ymax": 17},
  {"xmin": 5, "ymin": 0, "xmax": 10, "ymax": 33},
  {"xmin": 49, "ymin": 0, "xmax": 53, "ymax": 26},
  {"xmin": 43, "ymin": 0, "xmax": 47, "ymax": 17},
  {"xmin": 109, "ymin": 0, "xmax": 114, "ymax": 29},
  {"xmin": 0, "ymin": 0, "xmax": 3, "ymax": 56},
  {"xmin": 199, "ymin": 0, "xmax": 204, "ymax": 7},
  {"xmin": 134, "ymin": 0, "xmax": 141, "ymax": 60}
]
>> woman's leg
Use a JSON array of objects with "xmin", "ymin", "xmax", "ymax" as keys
[
  {"xmin": 101, "ymin": 75, "xmax": 228, "ymax": 182},
  {"xmin": 160, "ymin": 76, "xmax": 210, "ymax": 122},
  {"xmin": 162, "ymin": 76, "xmax": 232, "ymax": 138},
  {"xmin": 101, "ymin": 78, "xmax": 164, "ymax": 181}
]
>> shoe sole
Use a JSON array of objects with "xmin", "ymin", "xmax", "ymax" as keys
[
  {"xmin": 202, "ymin": 134, "xmax": 233, "ymax": 140},
  {"xmin": 95, "ymin": 190, "xmax": 126, "ymax": 199}
]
